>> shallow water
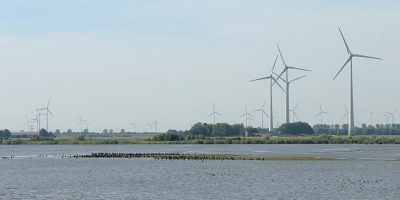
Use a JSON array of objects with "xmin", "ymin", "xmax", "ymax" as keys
[{"xmin": 1, "ymin": 144, "xmax": 400, "ymax": 199}]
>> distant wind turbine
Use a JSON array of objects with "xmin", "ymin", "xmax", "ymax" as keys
[
  {"xmin": 147, "ymin": 123, "xmax": 153, "ymax": 132},
  {"xmin": 342, "ymin": 105, "xmax": 349, "ymax": 123},
  {"xmin": 44, "ymin": 98, "xmax": 54, "ymax": 131},
  {"xmin": 382, "ymin": 113, "xmax": 389, "ymax": 124},
  {"xmin": 207, "ymin": 103, "xmax": 222, "ymax": 124},
  {"xmin": 289, "ymin": 103, "xmax": 299, "ymax": 123},
  {"xmin": 130, "ymin": 121, "xmax": 139, "ymax": 133},
  {"xmin": 333, "ymin": 28, "xmax": 382, "ymax": 136},
  {"xmin": 36, "ymin": 107, "xmax": 46, "ymax": 131},
  {"xmin": 274, "ymin": 44, "xmax": 311, "ymax": 124},
  {"xmin": 249, "ymin": 55, "xmax": 285, "ymax": 133},
  {"xmin": 84, "ymin": 122, "xmax": 92, "ymax": 132},
  {"xmin": 25, "ymin": 117, "xmax": 35, "ymax": 132},
  {"xmin": 385, "ymin": 109, "xmax": 398, "ymax": 125},
  {"xmin": 315, "ymin": 103, "xmax": 330, "ymax": 125},
  {"xmin": 254, "ymin": 100, "xmax": 269, "ymax": 130},
  {"xmin": 78, "ymin": 116, "xmax": 87, "ymax": 133},
  {"xmin": 240, "ymin": 105, "xmax": 254, "ymax": 131}
]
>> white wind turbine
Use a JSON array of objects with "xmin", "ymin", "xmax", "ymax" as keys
[
  {"xmin": 44, "ymin": 98, "xmax": 54, "ymax": 131},
  {"xmin": 249, "ymin": 55, "xmax": 285, "ymax": 133},
  {"xmin": 254, "ymin": 100, "xmax": 270, "ymax": 130},
  {"xmin": 84, "ymin": 122, "xmax": 92, "ymax": 132},
  {"xmin": 315, "ymin": 103, "xmax": 330, "ymax": 125},
  {"xmin": 36, "ymin": 107, "xmax": 46, "ymax": 131},
  {"xmin": 207, "ymin": 103, "xmax": 222, "ymax": 125},
  {"xmin": 289, "ymin": 103, "xmax": 299, "ymax": 123},
  {"xmin": 333, "ymin": 28, "xmax": 382, "ymax": 136},
  {"xmin": 130, "ymin": 121, "xmax": 139, "ymax": 133},
  {"xmin": 240, "ymin": 105, "xmax": 254, "ymax": 129},
  {"xmin": 274, "ymin": 44, "xmax": 311, "ymax": 124},
  {"xmin": 25, "ymin": 117, "xmax": 35, "ymax": 132},
  {"xmin": 385, "ymin": 109, "xmax": 398, "ymax": 125},
  {"xmin": 382, "ymin": 113, "xmax": 389, "ymax": 125},
  {"xmin": 342, "ymin": 105, "xmax": 349, "ymax": 124},
  {"xmin": 147, "ymin": 123, "xmax": 153, "ymax": 132},
  {"xmin": 78, "ymin": 116, "xmax": 87, "ymax": 133}
]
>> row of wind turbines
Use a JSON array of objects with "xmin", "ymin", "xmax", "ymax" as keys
[
  {"xmin": 25, "ymin": 98, "xmax": 53, "ymax": 132},
  {"xmin": 245, "ymin": 28, "xmax": 381, "ymax": 136}
]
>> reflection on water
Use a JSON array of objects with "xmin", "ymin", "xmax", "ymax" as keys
[{"xmin": 1, "ymin": 144, "xmax": 400, "ymax": 199}]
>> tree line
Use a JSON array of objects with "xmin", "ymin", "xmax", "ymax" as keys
[{"xmin": 313, "ymin": 123, "xmax": 400, "ymax": 135}]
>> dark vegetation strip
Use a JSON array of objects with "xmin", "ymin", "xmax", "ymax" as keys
[{"xmin": 1, "ymin": 134, "xmax": 400, "ymax": 145}]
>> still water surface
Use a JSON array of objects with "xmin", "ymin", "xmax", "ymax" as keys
[{"xmin": 1, "ymin": 144, "xmax": 400, "ymax": 199}]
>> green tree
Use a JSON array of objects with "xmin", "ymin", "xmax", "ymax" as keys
[
  {"xmin": 67, "ymin": 129, "xmax": 72, "ymax": 134},
  {"xmin": 55, "ymin": 129, "xmax": 61, "ymax": 134},
  {"xmin": 39, "ymin": 129, "xmax": 48, "ymax": 137},
  {"xmin": 279, "ymin": 122, "xmax": 313, "ymax": 135},
  {"xmin": 212, "ymin": 123, "xmax": 232, "ymax": 137},
  {"xmin": 3, "ymin": 129, "xmax": 11, "ymax": 138},
  {"xmin": 120, "ymin": 129, "xmax": 125, "ymax": 134},
  {"xmin": 102, "ymin": 129, "xmax": 108, "ymax": 134}
]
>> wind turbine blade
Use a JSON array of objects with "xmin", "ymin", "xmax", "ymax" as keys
[
  {"xmin": 287, "ymin": 66, "xmax": 311, "ymax": 72},
  {"xmin": 207, "ymin": 113, "xmax": 214, "ymax": 118},
  {"xmin": 272, "ymin": 77, "xmax": 286, "ymax": 93},
  {"xmin": 315, "ymin": 112, "xmax": 321, "ymax": 118},
  {"xmin": 294, "ymin": 103, "xmax": 299, "ymax": 110},
  {"xmin": 293, "ymin": 111, "xmax": 297, "ymax": 118},
  {"xmin": 215, "ymin": 112, "xmax": 223, "ymax": 116},
  {"xmin": 48, "ymin": 109, "xmax": 54, "ymax": 117},
  {"xmin": 382, "ymin": 113, "xmax": 387, "ymax": 117},
  {"xmin": 272, "ymin": 68, "xmax": 287, "ymax": 87},
  {"xmin": 344, "ymin": 105, "xmax": 348, "ymax": 112},
  {"xmin": 249, "ymin": 118, "xmax": 255, "ymax": 122},
  {"xmin": 262, "ymin": 110, "xmax": 270, "ymax": 118},
  {"xmin": 262, "ymin": 100, "xmax": 266, "ymax": 109},
  {"xmin": 239, "ymin": 114, "xmax": 245, "ymax": 118},
  {"xmin": 341, "ymin": 113, "xmax": 347, "ymax": 119},
  {"xmin": 254, "ymin": 109, "xmax": 262, "ymax": 112},
  {"xmin": 249, "ymin": 77, "xmax": 271, "ymax": 82},
  {"xmin": 323, "ymin": 112, "xmax": 330, "ymax": 115},
  {"xmin": 79, "ymin": 116, "xmax": 82, "ymax": 121},
  {"xmin": 273, "ymin": 72, "xmax": 286, "ymax": 82},
  {"xmin": 47, "ymin": 98, "xmax": 51, "ymax": 107},
  {"xmin": 319, "ymin": 103, "xmax": 322, "ymax": 111},
  {"xmin": 333, "ymin": 56, "xmax": 352, "ymax": 80},
  {"xmin": 394, "ymin": 109, "xmax": 398, "ymax": 114},
  {"xmin": 213, "ymin": 103, "xmax": 215, "ymax": 112},
  {"xmin": 290, "ymin": 75, "xmax": 307, "ymax": 83},
  {"xmin": 277, "ymin": 44, "xmax": 286, "ymax": 66},
  {"xmin": 353, "ymin": 54, "xmax": 382, "ymax": 60},
  {"xmin": 248, "ymin": 113, "xmax": 254, "ymax": 117},
  {"xmin": 338, "ymin": 27, "xmax": 351, "ymax": 54},
  {"xmin": 271, "ymin": 55, "xmax": 278, "ymax": 72}
]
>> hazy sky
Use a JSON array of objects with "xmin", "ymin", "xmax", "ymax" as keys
[{"xmin": 1, "ymin": 1, "xmax": 399, "ymax": 132}]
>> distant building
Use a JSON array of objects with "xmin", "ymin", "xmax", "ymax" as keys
[{"xmin": 10, "ymin": 131, "xmax": 39, "ymax": 138}]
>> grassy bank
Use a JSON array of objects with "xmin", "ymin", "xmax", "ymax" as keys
[{"xmin": 2, "ymin": 134, "xmax": 400, "ymax": 145}]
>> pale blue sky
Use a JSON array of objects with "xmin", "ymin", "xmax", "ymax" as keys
[{"xmin": 1, "ymin": 1, "xmax": 399, "ymax": 132}]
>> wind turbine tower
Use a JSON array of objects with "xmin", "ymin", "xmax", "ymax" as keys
[
  {"xmin": 333, "ymin": 28, "xmax": 381, "ymax": 136},
  {"xmin": 275, "ymin": 44, "xmax": 311, "ymax": 124},
  {"xmin": 249, "ymin": 55, "xmax": 285, "ymax": 133}
]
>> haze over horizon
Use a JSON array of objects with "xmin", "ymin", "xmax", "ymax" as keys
[{"xmin": 1, "ymin": 1, "xmax": 399, "ymax": 133}]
